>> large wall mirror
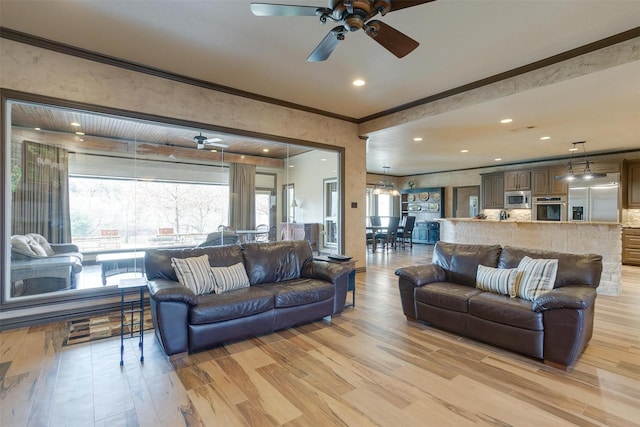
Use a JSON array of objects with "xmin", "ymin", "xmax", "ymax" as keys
[{"xmin": 2, "ymin": 92, "xmax": 342, "ymax": 318}]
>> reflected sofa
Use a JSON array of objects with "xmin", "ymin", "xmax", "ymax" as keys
[
  {"xmin": 145, "ymin": 240, "xmax": 352, "ymax": 357},
  {"xmin": 395, "ymin": 241, "xmax": 603, "ymax": 370},
  {"xmin": 10, "ymin": 233, "xmax": 83, "ymax": 296}
]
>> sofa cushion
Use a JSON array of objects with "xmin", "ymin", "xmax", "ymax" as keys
[
  {"xmin": 211, "ymin": 262, "xmax": 250, "ymax": 294},
  {"xmin": 415, "ymin": 282, "xmax": 482, "ymax": 313},
  {"xmin": 190, "ymin": 286, "xmax": 274, "ymax": 324},
  {"xmin": 242, "ymin": 240, "xmax": 313, "ymax": 285},
  {"xmin": 432, "ymin": 241, "xmax": 502, "ymax": 287},
  {"xmin": 259, "ymin": 279, "xmax": 334, "ymax": 308},
  {"xmin": 469, "ymin": 292, "xmax": 543, "ymax": 331},
  {"xmin": 498, "ymin": 246, "xmax": 602, "ymax": 289},
  {"xmin": 146, "ymin": 245, "xmax": 244, "ymax": 281},
  {"xmin": 512, "ymin": 256, "xmax": 558, "ymax": 301},
  {"xmin": 171, "ymin": 255, "xmax": 215, "ymax": 295},
  {"xmin": 476, "ymin": 265, "xmax": 516, "ymax": 296}
]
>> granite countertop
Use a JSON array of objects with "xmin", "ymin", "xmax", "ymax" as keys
[{"xmin": 441, "ymin": 218, "xmax": 622, "ymax": 226}]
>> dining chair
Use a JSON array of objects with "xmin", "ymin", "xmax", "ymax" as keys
[
  {"xmin": 397, "ymin": 215, "xmax": 416, "ymax": 248},
  {"xmin": 255, "ymin": 224, "xmax": 269, "ymax": 242},
  {"xmin": 375, "ymin": 216, "xmax": 400, "ymax": 250}
]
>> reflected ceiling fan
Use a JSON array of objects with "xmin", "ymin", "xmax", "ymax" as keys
[
  {"xmin": 250, "ymin": 0, "xmax": 435, "ymax": 62},
  {"xmin": 181, "ymin": 133, "xmax": 228, "ymax": 150}
]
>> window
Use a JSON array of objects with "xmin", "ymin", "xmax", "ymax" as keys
[
  {"xmin": 324, "ymin": 178, "xmax": 338, "ymax": 247},
  {"xmin": 3, "ymin": 95, "xmax": 343, "ymax": 315}
]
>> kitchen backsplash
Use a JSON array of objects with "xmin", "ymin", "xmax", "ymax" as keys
[
  {"xmin": 483, "ymin": 209, "xmax": 531, "ymax": 221},
  {"xmin": 622, "ymin": 209, "xmax": 640, "ymax": 226}
]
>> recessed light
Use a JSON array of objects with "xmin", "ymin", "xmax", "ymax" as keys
[
  {"xmin": 75, "ymin": 131, "xmax": 85, "ymax": 135},
  {"xmin": 321, "ymin": 158, "xmax": 327, "ymax": 161},
  {"xmin": 540, "ymin": 136, "xmax": 551, "ymax": 140},
  {"xmin": 494, "ymin": 158, "xmax": 502, "ymax": 161},
  {"xmin": 460, "ymin": 149, "xmax": 469, "ymax": 153},
  {"xmin": 289, "ymin": 165, "xmax": 294, "ymax": 168},
  {"xmin": 413, "ymin": 137, "xmax": 423, "ymax": 142},
  {"xmin": 78, "ymin": 138, "xmax": 84, "ymax": 142},
  {"xmin": 352, "ymin": 79, "xmax": 365, "ymax": 87},
  {"xmin": 500, "ymin": 118, "xmax": 513, "ymax": 124},
  {"xmin": 262, "ymin": 148, "xmax": 269, "ymax": 153},
  {"xmin": 70, "ymin": 122, "xmax": 81, "ymax": 127},
  {"xmin": 569, "ymin": 147, "xmax": 579, "ymax": 152},
  {"xmin": 210, "ymin": 149, "xmax": 217, "ymax": 153},
  {"xmin": 34, "ymin": 127, "xmax": 41, "ymax": 131}
]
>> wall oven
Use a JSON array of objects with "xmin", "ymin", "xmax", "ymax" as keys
[
  {"xmin": 532, "ymin": 195, "xmax": 567, "ymax": 221},
  {"xmin": 504, "ymin": 191, "xmax": 531, "ymax": 209}
]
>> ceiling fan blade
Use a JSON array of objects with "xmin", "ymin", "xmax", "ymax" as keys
[
  {"xmin": 388, "ymin": 0, "xmax": 436, "ymax": 13},
  {"xmin": 250, "ymin": 3, "xmax": 325, "ymax": 17},
  {"xmin": 365, "ymin": 20, "xmax": 419, "ymax": 58},
  {"xmin": 307, "ymin": 26, "xmax": 346, "ymax": 62}
]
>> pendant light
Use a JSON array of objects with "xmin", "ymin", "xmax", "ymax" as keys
[{"xmin": 555, "ymin": 141, "xmax": 606, "ymax": 181}]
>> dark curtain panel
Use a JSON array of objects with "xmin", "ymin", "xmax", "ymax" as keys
[
  {"xmin": 229, "ymin": 163, "xmax": 256, "ymax": 230},
  {"xmin": 12, "ymin": 141, "xmax": 71, "ymax": 243}
]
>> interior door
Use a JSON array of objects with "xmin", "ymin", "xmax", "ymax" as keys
[{"xmin": 453, "ymin": 186, "xmax": 480, "ymax": 218}]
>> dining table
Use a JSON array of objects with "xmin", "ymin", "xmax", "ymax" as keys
[{"xmin": 366, "ymin": 225, "xmax": 387, "ymax": 251}]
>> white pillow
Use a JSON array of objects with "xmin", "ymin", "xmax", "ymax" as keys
[
  {"xmin": 211, "ymin": 262, "xmax": 250, "ymax": 294},
  {"xmin": 512, "ymin": 256, "xmax": 558, "ymax": 301},
  {"xmin": 476, "ymin": 265, "xmax": 516, "ymax": 296},
  {"xmin": 171, "ymin": 254, "xmax": 215, "ymax": 295}
]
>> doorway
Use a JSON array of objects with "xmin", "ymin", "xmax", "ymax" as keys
[{"xmin": 453, "ymin": 186, "xmax": 480, "ymax": 218}]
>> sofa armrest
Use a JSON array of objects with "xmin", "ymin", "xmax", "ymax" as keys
[
  {"xmin": 51, "ymin": 243, "xmax": 80, "ymax": 254},
  {"xmin": 301, "ymin": 261, "xmax": 352, "ymax": 283},
  {"xmin": 147, "ymin": 279, "xmax": 198, "ymax": 306},
  {"xmin": 395, "ymin": 264, "xmax": 446, "ymax": 289},
  {"xmin": 532, "ymin": 286, "xmax": 597, "ymax": 312}
]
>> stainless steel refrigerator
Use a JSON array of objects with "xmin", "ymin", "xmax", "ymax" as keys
[{"xmin": 568, "ymin": 173, "xmax": 619, "ymax": 223}]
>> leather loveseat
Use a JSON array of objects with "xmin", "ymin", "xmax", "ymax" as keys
[
  {"xmin": 395, "ymin": 241, "xmax": 603, "ymax": 370},
  {"xmin": 145, "ymin": 240, "xmax": 352, "ymax": 357}
]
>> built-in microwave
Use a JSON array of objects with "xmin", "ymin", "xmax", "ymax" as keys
[{"xmin": 504, "ymin": 191, "xmax": 531, "ymax": 209}]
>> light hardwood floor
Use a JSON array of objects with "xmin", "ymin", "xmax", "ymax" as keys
[{"xmin": 2, "ymin": 245, "xmax": 640, "ymax": 426}]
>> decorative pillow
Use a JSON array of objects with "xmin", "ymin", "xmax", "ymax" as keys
[
  {"xmin": 171, "ymin": 254, "xmax": 215, "ymax": 295},
  {"xmin": 211, "ymin": 262, "xmax": 250, "ymax": 294},
  {"xmin": 476, "ymin": 264, "xmax": 517, "ymax": 296},
  {"xmin": 512, "ymin": 256, "xmax": 558, "ymax": 301},
  {"xmin": 28, "ymin": 240, "xmax": 48, "ymax": 257}
]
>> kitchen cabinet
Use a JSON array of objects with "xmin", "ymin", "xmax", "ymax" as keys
[
  {"xmin": 622, "ymin": 228, "xmax": 640, "ymax": 266},
  {"xmin": 504, "ymin": 170, "xmax": 530, "ymax": 191},
  {"xmin": 481, "ymin": 173, "xmax": 504, "ymax": 209},
  {"xmin": 625, "ymin": 160, "xmax": 640, "ymax": 208},
  {"xmin": 413, "ymin": 221, "xmax": 440, "ymax": 245},
  {"xmin": 532, "ymin": 166, "xmax": 568, "ymax": 196}
]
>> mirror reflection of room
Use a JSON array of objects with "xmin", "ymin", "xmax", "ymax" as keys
[{"xmin": 6, "ymin": 99, "xmax": 341, "ymax": 302}]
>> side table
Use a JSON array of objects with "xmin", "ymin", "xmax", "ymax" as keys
[
  {"xmin": 118, "ymin": 277, "xmax": 147, "ymax": 366},
  {"xmin": 314, "ymin": 256, "xmax": 356, "ymax": 308}
]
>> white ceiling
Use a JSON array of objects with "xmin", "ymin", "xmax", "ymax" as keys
[{"xmin": 1, "ymin": 0, "xmax": 639, "ymax": 175}]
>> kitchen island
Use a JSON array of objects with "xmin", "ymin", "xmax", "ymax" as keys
[{"xmin": 439, "ymin": 219, "xmax": 621, "ymax": 295}]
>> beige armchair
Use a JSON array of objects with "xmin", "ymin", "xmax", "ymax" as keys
[{"xmin": 10, "ymin": 233, "xmax": 83, "ymax": 296}]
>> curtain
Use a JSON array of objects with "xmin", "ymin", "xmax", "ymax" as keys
[
  {"xmin": 12, "ymin": 141, "xmax": 71, "ymax": 243},
  {"xmin": 228, "ymin": 163, "xmax": 256, "ymax": 230}
]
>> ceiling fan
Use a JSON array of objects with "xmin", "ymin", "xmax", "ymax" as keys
[
  {"xmin": 250, "ymin": 0, "xmax": 435, "ymax": 62},
  {"xmin": 181, "ymin": 133, "xmax": 228, "ymax": 150}
]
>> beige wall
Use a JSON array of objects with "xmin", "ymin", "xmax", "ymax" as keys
[{"xmin": 0, "ymin": 38, "xmax": 368, "ymax": 267}]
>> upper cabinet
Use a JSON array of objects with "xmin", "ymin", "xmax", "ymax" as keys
[
  {"xmin": 531, "ymin": 166, "xmax": 568, "ymax": 196},
  {"xmin": 504, "ymin": 170, "xmax": 530, "ymax": 191},
  {"xmin": 624, "ymin": 159, "xmax": 640, "ymax": 208},
  {"xmin": 481, "ymin": 173, "xmax": 504, "ymax": 209}
]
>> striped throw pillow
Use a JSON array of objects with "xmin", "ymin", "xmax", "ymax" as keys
[
  {"xmin": 171, "ymin": 254, "xmax": 214, "ymax": 295},
  {"xmin": 512, "ymin": 256, "xmax": 558, "ymax": 301},
  {"xmin": 476, "ymin": 265, "xmax": 517, "ymax": 296},
  {"xmin": 211, "ymin": 262, "xmax": 250, "ymax": 294}
]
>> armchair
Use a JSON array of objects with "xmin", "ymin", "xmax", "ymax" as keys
[{"xmin": 10, "ymin": 233, "xmax": 83, "ymax": 296}]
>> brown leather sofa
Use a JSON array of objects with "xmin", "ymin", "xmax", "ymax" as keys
[
  {"xmin": 395, "ymin": 241, "xmax": 603, "ymax": 370},
  {"xmin": 145, "ymin": 240, "xmax": 352, "ymax": 357}
]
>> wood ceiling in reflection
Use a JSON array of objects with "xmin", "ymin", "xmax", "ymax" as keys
[{"xmin": 10, "ymin": 103, "xmax": 311, "ymax": 167}]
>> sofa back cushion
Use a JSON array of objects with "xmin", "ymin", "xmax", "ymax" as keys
[
  {"xmin": 432, "ymin": 241, "xmax": 502, "ymax": 287},
  {"xmin": 498, "ymin": 246, "xmax": 602, "ymax": 288},
  {"xmin": 242, "ymin": 240, "xmax": 313, "ymax": 285},
  {"xmin": 145, "ymin": 244, "xmax": 244, "ymax": 281}
]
